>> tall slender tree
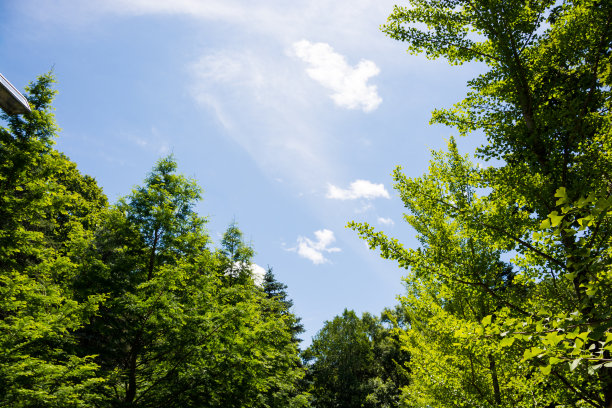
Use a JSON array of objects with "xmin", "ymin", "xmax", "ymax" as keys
[{"xmin": 0, "ymin": 73, "xmax": 106, "ymax": 407}]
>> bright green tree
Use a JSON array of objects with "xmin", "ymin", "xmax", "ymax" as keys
[
  {"xmin": 352, "ymin": 1, "xmax": 612, "ymax": 406},
  {"xmin": 0, "ymin": 73, "xmax": 107, "ymax": 407}
]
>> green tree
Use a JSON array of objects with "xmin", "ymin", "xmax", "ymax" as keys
[
  {"xmin": 303, "ymin": 309, "xmax": 408, "ymax": 408},
  {"xmin": 218, "ymin": 221, "xmax": 255, "ymax": 285},
  {"xmin": 73, "ymin": 159, "xmax": 308, "ymax": 407},
  {"xmin": 73, "ymin": 156, "xmax": 226, "ymax": 407},
  {"xmin": 304, "ymin": 309, "xmax": 375, "ymax": 408},
  {"xmin": 260, "ymin": 267, "xmax": 308, "ymax": 407},
  {"xmin": 0, "ymin": 73, "xmax": 107, "ymax": 407},
  {"xmin": 262, "ymin": 267, "xmax": 305, "ymax": 344},
  {"xmin": 352, "ymin": 1, "xmax": 612, "ymax": 406},
  {"xmin": 352, "ymin": 141, "xmax": 564, "ymax": 406},
  {"xmin": 120, "ymin": 155, "xmax": 208, "ymax": 281}
]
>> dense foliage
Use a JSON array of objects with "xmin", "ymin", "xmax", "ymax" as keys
[
  {"xmin": 351, "ymin": 0, "xmax": 612, "ymax": 407},
  {"xmin": 302, "ymin": 309, "xmax": 409, "ymax": 408},
  {"xmin": 0, "ymin": 73, "xmax": 307, "ymax": 407},
  {"xmin": 2, "ymin": 1, "xmax": 611, "ymax": 407}
]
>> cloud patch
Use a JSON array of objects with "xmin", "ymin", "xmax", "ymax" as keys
[
  {"xmin": 291, "ymin": 40, "xmax": 382, "ymax": 112},
  {"xmin": 250, "ymin": 263, "xmax": 266, "ymax": 286},
  {"xmin": 377, "ymin": 217, "xmax": 394, "ymax": 226},
  {"xmin": 290, "ymin": 229, "xmax": 341, "ymax": 264},
  {"xmin": 326, "ymin": 180, "xmax": 390, "ymax": 200}
]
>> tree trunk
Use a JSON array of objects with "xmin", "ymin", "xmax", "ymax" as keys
[
  {"xmin": 489, "ymin": 354, "xmax": 502, "ymax": 405},
  {"xmin": 125, "ymin": 341, "xmax": 140, "ymax": 404},
  {"xmin": 601, "ymin": 365, "xmax": 612, "ymax": 408}
]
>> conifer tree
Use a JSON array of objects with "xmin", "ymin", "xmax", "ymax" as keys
[
  {"xmin": 262, "ymin": 267, "xmax": 305, "ymax": 344},
  {"xmin": 0, "ymin": 73, "xmax": 106, "ymax": 407}
]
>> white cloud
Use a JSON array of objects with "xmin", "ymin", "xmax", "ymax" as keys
[
  {"xmin": 377, "ymin": 217, "xmax": 394, "ymax": 226},
  {"xmin": 291, "ymin": 40, "xmax": 382, "ymax": 112},
  {"xmin": 251, "ymin": 263, "xmax": 266, "ymax": 286},
  {"xmin": 289, "ymin": 229, "xmax": 341, "ymax": 265},
  {"xmin": 225, "ymin": 262, "xmax": 266, "ymax": 286},
  {"xmin": 326, "ymin": 180, "xmax": 390, "ymax": 200}
]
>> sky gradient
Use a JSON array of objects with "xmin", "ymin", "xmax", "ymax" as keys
[{"xmin": 1, "ymin": 0, "xmax": 487, "ymax": 344}]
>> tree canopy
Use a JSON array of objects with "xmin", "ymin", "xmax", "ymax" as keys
[
  {"xmin": 2, "ymin": 1, "xmax": 611, "ymax": 406},
  {"xmin": 0, "ymin": 73, "xmax": 308, "ymax": 408},
  {"xmin": 352, "ymin": 0, "xmax": 612, "ymax": 407}
]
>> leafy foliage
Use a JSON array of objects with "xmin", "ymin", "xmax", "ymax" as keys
[
  {"xmin": 352, "ymin": 1, "xmax": 612, "ymax": 406},
  {"xmin": 0, "ymin": 74, "xmax": 307, "ymax": 407},
  {"xmin": 0, "ymin": 73, "xmax": 107, "ymax": 407},
  {"xmin": 303, "ymin": 309, "xmax": 409, "ymax": 408}
]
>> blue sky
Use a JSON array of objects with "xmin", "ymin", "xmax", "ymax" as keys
[{"xmin": 1, "ymin": 0, "xmax": 486, "ymax": 344}]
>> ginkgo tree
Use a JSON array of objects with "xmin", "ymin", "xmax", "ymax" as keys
[{"xmin": 352, "ymin": 0, "xmax": 612, "ymax": 406}]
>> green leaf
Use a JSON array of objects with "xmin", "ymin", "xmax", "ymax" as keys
[
  {"xmin": 555, "ymin": 187, "xmax": 568, "ymax": 205},
  {"xmin": 481, "ymin": 315, "xmax": 492, "ymax": 326},
  {"xmin": 554, "ymin": 187, "xmax": 567, "ymax": 199},
  {"xmin": 569, "ymin": 358, "xmax": 582, "ymax": 371},
  {"xmin": 499, "ymin": 337, "xmax": 515, "ymax": 348},
  {"xmin": 588, "ymin": 363, "xmax": 604, "ymax": 375},
  {"xmin": 549, "ymin": 211, "xmax": 564, "ymax": 227},
  {"xmin": 523, "ymin": 347, "xmax": 545, "ymax": 361}
]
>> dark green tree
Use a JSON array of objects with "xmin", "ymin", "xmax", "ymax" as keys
[
  {"xmin": 73, "ymin": 156, "xmax": 222, "ymax": 406},
  {"xmin": 74, "ymin": 160, "xmax": 308, "ymax": 407},
  {"xmin": 303, "ymin": 309, "xmax": 408, "ymax": 408},
  {"xmin": 262, "ymin": 267, "xmax": 305, "ymax": 344}
]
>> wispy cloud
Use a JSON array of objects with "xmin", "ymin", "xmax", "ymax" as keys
[
  {"xmin": 326, "ymin": 180, "xmax": 390, "ymax": 200},
  {"xmin": 291, "ymin": 40, "xmax": 381, "ymax": 112},
  {"xmin": 20, "ymin": 0, "xmax": 397, "ymax": 188},
  {"xmin": 289, "ymin": 229, "xmax": 341, "ymax": 264},
  {"xmin": 377, "ymin": 217, "xmax": 394, "ymax": 226},
  {"xmin": 355, "ymin": 202, "xmax": 374, "ymax": 214},
  {"xmin": 125, "ymin": 126, "xmax": 170, "ymax": 155},
  {"xmin": 22, "ymin": 0, "xmax": 397, "ymax": 45},
  {"xmin": 188, "ymin": 48, "xmax": 336, "ymax": 187}
]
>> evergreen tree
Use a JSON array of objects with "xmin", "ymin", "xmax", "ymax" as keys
[
  {"xmin": 262, "ymin": 267, "xmax": 305, "ymax": 344},
  {"xmin": 219, "ymin": 221, "xmax": 254, "ymax": 285},
  {"xmin": 0, "ymin": 73, "xmax": 106, "ymax": 407}
]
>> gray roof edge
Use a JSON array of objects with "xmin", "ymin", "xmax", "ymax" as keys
[{"xmin": 0, "ymin": 73, "xmax": 31, "ymax": 112}]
